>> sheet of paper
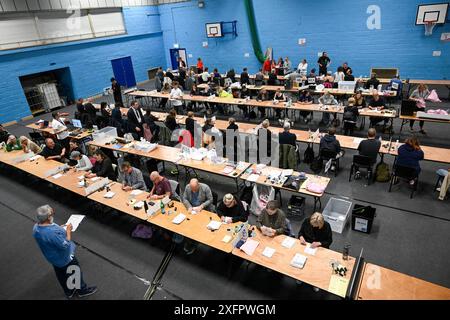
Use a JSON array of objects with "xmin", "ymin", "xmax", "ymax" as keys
[
  {"xmin": 240, "ymin": 239, "xmax": 259, "ymax": 256},
  {"xmin": 172, "ymin": 213, "xmax": 186, "ymax": 224},
  {"xmin": 29, "ymin": 155, "xmax": 41, "ymax": 161},
  {"xmin": 134, "ymin": 201, "xmax": 144, "ymax": 209},
  {"xmin": 304, "ymin": 244, "xmax": 317, "ymax": 256},
  {"xmin": 104, "ymin": 191, "xmax": 115, "ymax": 199},
  {"xmin": 222, "ymin": 166, "xmax": 234, "ymax": 174},
  {"xmin": 281, "ymin": 169, "xmax": 294, "ymax": 177},
  {"xmin": 91, "ymin": 177, "xmax": 100, "ymax": 182},
  {"xmin": 207, "ymin": 220, "xmax": 222, "ymax": 230},
  {"xmin": 247, "ymin": 173, "xmax": 260, "ymax": 182},
  {"xmin": 262, "ymin": 246, "xmax": 275, "ymax": 258},
  {"xmin": 64, "ymin": 214, "xmax": 85, "ymax": 232},
  {"xmin": 130, "ymin": 190, "xmax": 143, "ymax": 196},
  {"xmin": 52, "ymin": 173, "xmax": 63, "ymax": 179},
  {"xmin": 328, "ymin": 275, "xmax": 349, "ymax": 298},
  {"xmin": 78, "ymin": 175, "xmax": 85, "ymax": 180},
  {"xmin": 281, "ymin": 236, "xmax": 296, "ymax": 249},
  {"xmin": 222, "ymin": 235, "xmax": 232, "ymax": 243}
]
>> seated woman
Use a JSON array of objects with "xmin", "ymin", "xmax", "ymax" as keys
[
  {"xmin": 19, "ymin": 136, "xmax": 42, "ymax": 154},
  {"xmin": 298, "ymin": 212, "xmax": 333, "ymax": 249},
  {"xmin": 216, "ymin": 193, "xmax": 248, "ymax": 224},
  {"xmin": 353, "ymin": 91, "xmax": 366, "ymax": 109},
  {"xmin": 273, "ymin": 89, "xmax": 286, "ymax": 119},
  {"xmin": 396, "ymin": 136, "xmax": 424, "ymax": 183},
  {"xmin": 70, "ymin": 151, "xmax": 93, "ymax": 171},
  {"xmin": 256, "ymin": 200, "xmax": 287, "ymax": 237},
  {"xmin": 85, "ymin": 150, "xmax": 116, "ymax": 181},
  {"xmin": 298, "ymin": 90, "xmax": 313, "ymax": 123},
  {"xmin": 256, "ymin": 89, "xmax": 270, "ymax": 118},
  {"xmin": 164, "ymin": 109, "xmax": 179, "ymax": 132}
]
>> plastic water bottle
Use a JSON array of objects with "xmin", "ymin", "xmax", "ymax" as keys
[
  {"xmin": 160, "ymin": 200, "xmax": 165, "ymax": 214},
  {"xmin": 343, "ymin": 244, "xmax": 350, "ymax": 260}
]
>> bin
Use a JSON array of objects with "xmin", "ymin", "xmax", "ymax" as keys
[
  {"xmin": 322, "ymin": 198, "xmax": 352, "ymax": 233},
  {"xmin": 287, "ymin": 195, "xmax": 305, "ymax": 218},
  {"xmin": 351, "ymin": 204, "xmax": 376, "ymax": 234}
]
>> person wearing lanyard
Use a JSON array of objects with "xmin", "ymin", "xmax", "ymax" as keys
[
  {"xmin": 51, "ymin": 111, "xmax": 69, "ymax": 150},
  {"xmin": 127, "ymin": 101, "xmax": 145, "ymax": 138},
  {"xmin": 409, "ymin": 84, "xmax": 430, "ymax": 134}
]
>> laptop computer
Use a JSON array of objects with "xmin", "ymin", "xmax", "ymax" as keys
[{"xmin": 71, "ymin": 119, "xmax": 82, "ymax": 129}]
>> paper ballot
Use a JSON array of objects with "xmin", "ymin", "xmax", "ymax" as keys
[
  {"xmin": 207, "ymin": 220, "xmax": 222, "ymax": 230},
  {"xmin": 52, "ymin": 173, "xmax": 63, "ymax": 179},
  {"xmin": 290, "ymin": 253, "xmax": 307, "ymax": 269},
  {"xmin": 262, "ymin": 247, "xmax": 276, "ymax": 258},
  {"xmin": 172, "ymin": 213, "xmax": 186, "ymax": 224},
  {"xmin": 247, "ymin": 173, "xmax": 260, "ymax": 182},
  {"xmin": 130, "ymin": 189, "xmax": 143, "ymax": 196},
  {"xmin": 281, "ymin": 236, "xmax": 296, "ymax": 249},
  {"xmin": 64, "ymin": 214, "xmax": 85, "ymax": 232},
  {"xmin": 304, "ymin": 244, "xmax": 317, "ymax": 256},
  {"xmin": 103, "ymin": 191, "xmax": 115, "ymax": 199},
  {"xmin": 240, "ymin": 239, "xmax": 260, "ymax": 256}
]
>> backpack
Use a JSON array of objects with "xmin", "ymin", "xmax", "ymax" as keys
[
  {"xmin": 249, "ymin": 110, "xmax": 257, "ymax": 119},
  {"xmin": 375, "ymin": 162, "xmax": 390, "ymax": 182},
  {"xmin": 303, "ymin": 145, "xmax": 315, "ymax": 164},
  {"xmin": 310, "ymin": 157, "xmax": 323, "ymax": 174}
]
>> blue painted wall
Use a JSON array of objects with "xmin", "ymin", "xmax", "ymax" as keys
[
  {"xmin": 159, "ymin": 0, "xmax": 449, "ymax": 78},
  {"xmin": 0, "ymin": 6, "xmax": 166, "ymax": 123}
]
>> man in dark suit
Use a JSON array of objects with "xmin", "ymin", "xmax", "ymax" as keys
[
  {"xmin": 278, "ymin": 122, "xmax": 296, "ymax": 147},
  {"xmin": 127, "ymin": 100, "xmax": 145, "ymax": 138}
]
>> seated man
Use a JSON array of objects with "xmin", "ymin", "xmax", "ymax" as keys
[
  {"xmin": 318, "ymin": 90, "xmax": 338, "ymax": 126},
  {"xmin": 182, "ymin": 178, "xmax": 214, "ymax": 212},
  {"xmin": 319, "ymin": 127, "xmax": 344, "ymax": 159},
  {"xmin": 216, "ymin": 193, "xmax": 248, "ymax": 224},
  {"xmin": 256, "ymin": 200, "xmax": 287, "ymax": 237},
  {"xmin": 121, "ymin": 161, "xmax": 147, "ymax": 191},
  {"xmin": 298, "ymin": 212, "xmax": 333, "ymax": 249},
  {"xmin": 357, "ymin": 128, "xmax": 381, "ymax": 164},
  {"xmin": 147, "ymin": 171, "xmax": 172, "ymax": 200},
  {"xmin": 70, "ymin": 151, "xmax": 92, "ymax": 172},
  {"xmin": 368, "ymin": 91, "xmax": 388, "ymax": 127},
  {"xmin": 5, "ymin": 135, "xmax": 22, "ymax": 152},
  {"xmin": 365, "ymin": 73, "xmax": 380, "ymax": 90},
  {"xmin": 278, "ymin": 122, "xmax": 297, "ymax": 147},
  {"xmin": 40, "ymin": 138, "xmax": 67, "ymax": 163}
]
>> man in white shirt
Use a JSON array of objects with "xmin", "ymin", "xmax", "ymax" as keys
[
  {"xmin": 169, "ymin": 81, "xmax": 184, "ymax": 112},
  {"xmin": 51, "ymin": 112, "xmax": 69, "ymax": 146},
  {"xmin": 200, "ymin": 67, "xmax": 210, "ymax": 83},
  {"xmin": 297, "ymin": 59, "xmax": 308, "ymax": 76}
]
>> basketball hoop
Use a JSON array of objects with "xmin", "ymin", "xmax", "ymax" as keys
[{"xmin": 424, "ymin": 21, "xmax": 437, "ymax": 36}]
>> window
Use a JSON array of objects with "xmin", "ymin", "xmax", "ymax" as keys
[{"xmin": 0, "ymin": 8, "xmax": 126, "ymax": 50}]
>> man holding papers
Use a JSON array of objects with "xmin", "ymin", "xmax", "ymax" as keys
[
  {"xmin": 216, "ymin": 193, "xmax": 248, "ymax": 223},
  {"xmin": 256, "ymin": 200, "xmax": 287, "ymax": 237},
  {"xmin": 32, "ymin": 205, "xmax": 97, "ymax": 299}
]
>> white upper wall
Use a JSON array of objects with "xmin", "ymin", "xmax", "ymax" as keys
[{"xmin": 0, "ymin": 0, "xmax": 188, "ymax": 12}]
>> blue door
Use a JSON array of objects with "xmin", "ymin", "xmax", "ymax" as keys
[
  {"xmin": 111, "ymin": 56, "xmax": 137, "ymax": 88},
  {"xmin": 169, "ymin": 48, "xmax": 187, "ymax": 70}
]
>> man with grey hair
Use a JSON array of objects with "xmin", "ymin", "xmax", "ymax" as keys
[
  {"xmin": 278, "ymin": 121, "xmax": 297, "ymax": 147},
  {"xmin": 32, "ymin": 205, "xmax": 97, "ymax": 298}
]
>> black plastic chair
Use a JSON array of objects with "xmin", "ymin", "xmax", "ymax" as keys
[
  {"xmin": 28, "ymin": 131, "xmax": 45, "ymax": 146},
  {"xmin": 388, "ymin": 164, "xmax": 419, "ymax": 198},
  {"xmin": 349, "ymin": 155, "xmax": 374, "ymax": 185},
  {"xmin": 320, "ymin": 148, "xmax": 340, "ymax": 176}
]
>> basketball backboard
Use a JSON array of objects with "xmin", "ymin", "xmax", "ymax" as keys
[
  {"xmin": 416, "ymin": 3, "xmax": 448, "ymax": 24},
  {"xmin": 206, "ymin": 22, "xmax": 223, "ymax": 38}
]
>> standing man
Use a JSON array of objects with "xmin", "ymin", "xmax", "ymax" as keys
[
  {"xmin": 127, "ymin": 101, "xmax": 145, "ymax": 138},
  {"xmin": 33, "ymin": 205, "xmax": 97, "ymax": 298},
  {"xmin": 317, "ymin": 52, "xmax": 331, "ymax": 76},
  {"xmin": 111, "ymin": 77, "xmax": 122, "ymax": 105}
]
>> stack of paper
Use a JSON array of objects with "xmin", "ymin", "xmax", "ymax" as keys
[
  {"xmin": 290, "ymin": 253, "xmax": 307, "ymax": 269},
  {"xmin": 240, "ymin": 239, "xmax": 260, "ymax": 256},
  {"xmin": 91, "ymin": 177, "xmax": 100, "ymax": 182},
  {"xmin": 222, "ymin": 166, "xmax": 234, "ymax": 174},
  {"xmin": 262, "ymin": 247, "xmax": 276, "ymax": 258},
  {"xmin": 133, "ymin": 201, "xmax": 145, "ymax": 209},
  {"xmin": 29, "ymin": 155, "xmax": 41, "ymax": 161},
  {"xmin": 328, "ymin": 275, "xmax": 349, "ymax": 298},
  {"xmin": 304, "ymin": 244, "xmax": 317, "ymax": 256},
  {"xmin": 172, "ymin": 213, "xmax": 186, "ymax": 224},
  {"xmin": 207, "ymin": 220, "xmax": 222, "ymax": 230},
  {"xmin": 281, "ymin": 236, "xmax": 296, "ymax": 249},
  {"xmin": 222, "ymin": 235, "xmax": 232, "ymax": 243},
  {"xmin": 247, "ymin": 173, "xmax": 260, "ymax": 182},
  {"xmin": 130, "ymin": 190, "xmax": 143, "ymax": 196},
  {"xmin": 104, "ymin": 191, "xmax": 115, "ymax": 199},
  {"xmin": 281, "ymin": 169, "xmax": 294, "ymax": 177},
  {"xmin": 52, "ymin": 173, "xmax": 63, "ymax": 179}
]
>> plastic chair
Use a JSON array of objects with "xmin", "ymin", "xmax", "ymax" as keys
[
  {"xmin": 349, "ymin": 155, "xmax": 374, "ymax": 185},
  {"xmin": 388, "ymin": 164, "xmax": 419, "ymax": 199},
  {"xmin": 320, "ymin": 148, "xmax": 340, "ymax": 176},
  {"xmin": 28, "ymin": 131, "xmax": 45, "ymax": 146},
  {"xmin": 169, "ymin": 179, "xmax": 181, "ymax": 201}
]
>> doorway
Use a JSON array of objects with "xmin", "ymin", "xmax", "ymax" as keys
[
  {"xmin": 19, "ymin": 67, "xmax": 74, "ymax": 116},
  {"xmin": 169, "ymin": 48, "xmax": 188, "ymax": 70},
  {"xmin": 111, "ymin": 56, "xmax": 137, "ymax": 88}
]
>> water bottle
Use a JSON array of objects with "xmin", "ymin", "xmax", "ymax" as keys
[
  {"xmin": 343, "ymin": 244, "xmax": 350, "ymax": 260},
  {"xmin": 160, "ymin": 200, "xmax": 165, "ymax": 214}
]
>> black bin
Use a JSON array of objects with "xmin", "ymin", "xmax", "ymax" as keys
[
  {"xmin": 351, "ymin": 204, "xmax": 376, "ymax": 234},
  {"xmin": 287, "ymin": 195, "xmax": 305, "ymax": 218}
]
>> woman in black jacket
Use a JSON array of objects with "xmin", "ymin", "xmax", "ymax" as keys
[
  {"xmin": 298, "ymin": 212, "xmax": 332, "ymax": 249},
  {"xmin": 164, "ymin": 109, "xmax": 179, "ymax": 132},
  {"xmin": 343, "ymin": 97, "xmax": 359, "ymax": 136},
  {"xmin": 86, "ymin": 150, "xmax": 116, "ymax": 181}
]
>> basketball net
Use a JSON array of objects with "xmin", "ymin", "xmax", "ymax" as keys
[{"xmin": 424, "ymin": 21, "xmax": 436, "ymax": 36}]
